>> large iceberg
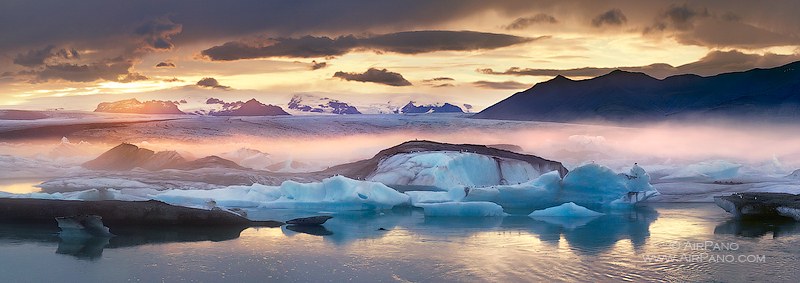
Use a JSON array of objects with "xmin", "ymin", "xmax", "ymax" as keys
[
  {"xmin": 405, "ymin": 163, "xmax": 657, "ymax": 211},
  {"xmin": 560, "ymin": 163, "xmax": 658, "ymax": 206},
  {"xmin": 263, "ymin": 176, "xmax": 410, "ymax": 210},
  {"xmin": 368, "ymin": 151, "xmax": 544, "ymax": 188},
  {"xmin": 157, "ymin": 175, "xmax": 410, "ymax": 211}
]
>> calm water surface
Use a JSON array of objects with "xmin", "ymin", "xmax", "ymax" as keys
[{"xmin": 0, "ymin": 203, "xmax": 799, "ymax": 282}]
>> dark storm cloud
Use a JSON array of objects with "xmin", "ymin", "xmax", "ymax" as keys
[
  {"xmin": 310, "ymin": 60, "xmax": 328, "ymax": 70},
  {"xmin": 472, "ymin": 80, "xmax": 529, "ymax": 89},
  {"xmin": 134, "ymin": 18, "xmax": 182, "ymax": 51},
  {"xmin": 30, "ymin": 58, "xmax": 135, "ymax": 83},
  {"xmin": 201, "ymin": 31, "xmax": 537, "ymax": 60},
  {"xmin": 504, "ymin": 13, "xmax": 558, "ymax": 30},
  {"xmin": 333, "ymin": 68, "xmax": 412, "ymax": 86},
  {"xmin": 642, "ymin": 3, "xmax": 799, "ymax": 48},
  {"xmin": 156, "ymin": 62, "xmax": 176, "ymax": 68},
  {"xmin": 196, "ymin": 77, "xmax": 230, "ymax": 89},
  {"xmin": 477, "ymin": 50, "xmax": 800, "ymax": 79},
  {"xmin": 592, "ymin": 9, "xmax": 627, "ymax": 27},
  {"xmin": 13, "ymin": 45, "xmax": 79, "ymax": 67}
]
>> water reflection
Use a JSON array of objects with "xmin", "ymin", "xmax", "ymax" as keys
[
  {"xmin": 0, "ymin": 223, "xmax": 248, "ymax": 260},
  {"xmin": 0, "ymin": 180, "xmax": 42, "ymax": 194},
  {"xmin": 284, "ymin": 225, "xmax": 334, "ymax": 236},
  {"xmin": 0, "ymin": 206, "xmax": 660, "ymax": 260},
  {"xmin": 714, "ymin": 218, "xmax": 800, "ymax": 238}
]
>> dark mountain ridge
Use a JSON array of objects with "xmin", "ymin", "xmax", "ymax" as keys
[{"xmin": 473, "ymin": 61, "xmax": 800, "ymax": 122}]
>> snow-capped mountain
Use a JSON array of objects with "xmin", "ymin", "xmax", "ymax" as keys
[
  {"xmin": 399, "ymin": 102, "xmax": 463, "ymax": 114},
  {"xmin": 287, "ymin": 94, "xmax": 361, "ymax": 114}
]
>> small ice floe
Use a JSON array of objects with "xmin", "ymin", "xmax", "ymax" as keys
[{"xmin": 55, "ymin": 215, "xmax": 114, "ymax": 237}]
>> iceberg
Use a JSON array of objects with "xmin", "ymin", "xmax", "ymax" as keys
[
  {"xmin": 419, "ymin": 202, "xmax": 507, "ymax": 217},
  {"xmin": 528, "ymin": 202, "xmax": 604, "ymax": 217},
  {"xmin": 560, "ymin": 163, "xmax": 658, "ymax": 206},
  {"xmin": 154, "ymin": 183, "xmax": 282, "ymax": 208},
  {"xmin": 265, "ymin": 176, "xmax": 410, "ymax": 210},
  {"xmin": 156, "ymin": 176, "xmax": 410, "ymax": 211},
  {"xmin": 661, "ymin": 160, "xmax": 742, "ymax": 180},
  {"xmin": 368, "ymin": 151, "xmax": 543, "ymax": 188}
]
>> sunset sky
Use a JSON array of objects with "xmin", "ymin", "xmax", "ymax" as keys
[{"xmin": 1, "ymin": 0, "xmax": 799, "ymax": 111}]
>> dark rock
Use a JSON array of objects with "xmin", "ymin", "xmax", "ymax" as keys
[
  {"xmin": 83, "ymin": 143, "xmax": 245, "ymax": 171},
  {"xmin": 714, "ymin": 192, "xmax": 800, "ymax": 220},
  {"xmin": 0, "ymin": 198, "xmax": 283, "ymax": 227},
  {"xmin": 173, "ymin": 155, "xmax": 247, "ymax": 170},
  {"xmin": 286, "ymin": 215, "xmax": 333, "ymax": 226},
  {"xmin": 82, "ymin": 143, "xmax": 156, "ymax": 170}
]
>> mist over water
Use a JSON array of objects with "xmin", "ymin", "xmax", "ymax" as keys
[{"xmin": 3, "ymin": 118, "xmax": 797, "ymax": 175}]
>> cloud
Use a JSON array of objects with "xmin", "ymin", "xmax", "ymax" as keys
[
  {"xmin": 156, "ymin": 62, "xmax": 176, "ymax": 68},
  {"xmin": 432, "ymin": 83, "xmax": 455, "ymax": 88},
  {"xmin": 201, "ymin": 30, "xmax": 537, "ymax": 60},
  {"xmin": 333, "ymin": 68, "xmax": 412, "ymax": 86},
  {"xmin": 117, "ymin": 72, "xmax": 149, "ymax": 83},
  {"xmin": 592, "ymin": 9, "xmax": 627, "ymax": 27},
  {"xmin": 472, "ymin": 80, "xmax": 529, "ymax": 89},
  {"xmin": 196, "ymin": 77, "xmax": 230, "ymax": 89},
  {"xmin": 477, "ymin": 50, "xmax": 800, "ymax": 79},
  {"xmin": 29, "ymin": 58, "xmax": 136, "ymax": 83},
  {"xmin": 310, "ymin": 60, "xmax": 328, "ymax": 70},
  {"xmin": 422, "ymin": 77, "xmax": 455, "ymax": 82},
  {"xmin": 134, "ymin": 18, "xmax": 182, "ymax": 51},
  {"xmin": 13, "ymin": 45, "xmax": 79, "ymax": 67},
  {"xmin": 504, "ymin": 13, "xmax": 558, "ymax": 30}
]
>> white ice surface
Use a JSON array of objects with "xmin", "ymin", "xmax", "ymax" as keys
[{"xmin": 368, "ymin": 151, "xmax": 541, "ymax": 188}]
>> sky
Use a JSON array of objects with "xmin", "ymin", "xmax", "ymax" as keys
[{"xmin": 1, "ymin": 0, "xmax": 799, "ymax": 111}]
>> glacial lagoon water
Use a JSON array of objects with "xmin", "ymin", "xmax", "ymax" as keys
[{"xmin": 0, "ymin": 203, "xmax": 799, "ymax": 282}]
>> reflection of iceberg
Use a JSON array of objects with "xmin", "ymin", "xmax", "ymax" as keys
[
  {"xmin": 714, "ymin": 218, "xmax": 800, "ymax": 238},
  {"xmin": 419, "ymin": 202, "xmax": 506, "ymax": 217},
  {"xmin": 507, "ymin": 206, "xmax": 659, "ymax": 254},
  {"xmin": 528, "ymin": 215, "xmax": 599, "ymax": 230},
  {"xmin": 56, "ymin": 236, "xmax": 109, "ymax": 261},
  {"xmin": 528, "ymin": 202, "xmax": 603, "ymax": 229},
  {"xmin": 0, "ymin": 224, "xmax": 248, "ymax": 260},
  {"xmin": 528, "ymin": 202, "xmax": 604, "ymax": 218},
  {"xmin": 284, "ymin": 225, "xmax": 334, "ymax": 236}
]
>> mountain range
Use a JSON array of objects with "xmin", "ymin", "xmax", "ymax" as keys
[{"xmin": 473, "ymin": 61, "xmax": 800, "ymax": 122}]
